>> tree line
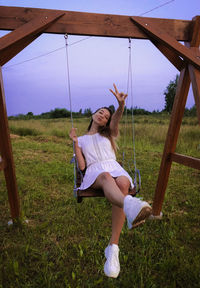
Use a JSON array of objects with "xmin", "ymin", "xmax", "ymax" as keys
[{"xmin": 8, "ymin": 75, "xmax": 197, "ymax": 120}]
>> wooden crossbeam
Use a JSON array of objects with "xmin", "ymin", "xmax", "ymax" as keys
[
  {"xmin": 170, "ymin": 153, "xmax": 200, "ymax": 170},
  {"xmin": 131, "ymin": 16, "xmax": 200, "ymax": 70},
  {"xmin": 0, "ymin": 6, "xmax": 193, "ymax": 40},
  {"xmin": 0, "ymin": 11, "xmax": 64, "ymax": 66}
]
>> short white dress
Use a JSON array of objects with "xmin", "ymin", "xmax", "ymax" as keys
[{"xmin": 77, "ymin": 133, "xmax": 134, "ymax": 190}]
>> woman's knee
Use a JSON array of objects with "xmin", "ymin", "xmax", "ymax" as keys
[
  {"xmin": 98, "ymin": 172, "xmax": 113, "ymax": 183},
  {"xmin": 91, "ymin": 172, "xmax": 113, "ymax": 189},
  {"xmin": 115, "ymin": 177, "xmax": 130, "ymax": 195}
]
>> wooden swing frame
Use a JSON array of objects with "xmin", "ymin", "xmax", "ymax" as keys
[{"xmin": 0, "ymin": 6, "xmax": 200, "ymax": 220}]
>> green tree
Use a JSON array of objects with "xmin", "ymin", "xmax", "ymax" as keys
[
  {"xmin": 83, "ymin": 108, "xmax": 92, "ymax": 116},
  {"xmin": 164, "ymin": 75, "xmax": 179, "ymax": 113},
  {"xmin": 50, "ymin": 108, "xmax": 70, "ymax": 118},
  {"xmin": 108, "ymin": 105, "xmax": 115, "ymax": 113}
]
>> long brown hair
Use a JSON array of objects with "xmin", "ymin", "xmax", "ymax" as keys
[{"xmin": 87, "ymin": 107, "xmax": 117, "ymax": 152}]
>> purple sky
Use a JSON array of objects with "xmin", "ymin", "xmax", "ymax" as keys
[{"xmin": 0, "ymin": 0, "xmax": 199, "ymax": 116}]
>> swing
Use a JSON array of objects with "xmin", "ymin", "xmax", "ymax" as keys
[
  {"xmin": 73, "ymin": 159, "xmax": 137, "ymax": 203},
  {"xmin": 65, "ymin": 35, "xmax": 141, "ymax": 203}
]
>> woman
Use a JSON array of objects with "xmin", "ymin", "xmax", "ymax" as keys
[{"xmin": 69, "ymin": 84, "xmax": 152, "ymax": 278}]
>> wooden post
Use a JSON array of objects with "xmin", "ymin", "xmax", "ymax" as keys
[
  {"xmin": 0, "ymin": 11, "xmax": 64, "ymax": 221},
  {"xmin": 0, "ymin": 67, "xmax": 20, "ymax": 219},
  {"xmin": 152, "ymin": 68, "xmax": 191, "ymax": 215},
  {"xmin": 151, "ymin": 17, "xmax": 200, "ymax": 215},
  {"xmin": 188, "ymin": 63, "xmax": 200, "ymax": 124}
]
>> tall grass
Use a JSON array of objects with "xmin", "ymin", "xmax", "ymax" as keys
[{"xmin": 0, "ymin": 115, "xmax": 199, "ymax": 288}]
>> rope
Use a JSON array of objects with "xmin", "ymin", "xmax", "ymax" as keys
[
  {"xmin": 64, "ymin": 34, "xmax": 77, "ymax": 196},
  {"xmin": 124, "ymin": 38, "xmax": 141, "ymax": 193}
]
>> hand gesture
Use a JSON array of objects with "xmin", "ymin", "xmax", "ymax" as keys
[
  {"xmin": 69, "ymin": 127, "xmax": 78, "ymax": 142},
  {"xmin": 109, "ymin": 83, "xmax": 128, "ymax": 106}
]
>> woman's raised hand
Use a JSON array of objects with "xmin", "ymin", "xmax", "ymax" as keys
[
  {"xmin": 69, "ymin": 127, "xmax": 78, "ymax": 142},
  {"xmin": 109, "ymin": 83, "xmax": 128, "ymax": 106}
]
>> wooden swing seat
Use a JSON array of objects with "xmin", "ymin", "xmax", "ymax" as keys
[{"xmin": 75, "ymin": 163, "xmax": 136, "ymax": 203}]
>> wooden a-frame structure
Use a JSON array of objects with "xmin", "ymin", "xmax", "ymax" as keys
[{"xmin": 0, "ymin": 6, "xmax": 200, "ymax": 220}]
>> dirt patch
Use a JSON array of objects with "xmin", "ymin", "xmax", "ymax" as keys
[{"xmin": 10, "ymin": 134, "xmax": 20, "ymax": 139}]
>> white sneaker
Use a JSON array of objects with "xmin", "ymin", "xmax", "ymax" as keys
[
  {"xmin": 104, "ymin": 244, "xmax": 120, "ymax": 278},
  {"xmin": 123, "ymin": 195, "xmax": 152, "ymax": 229}
]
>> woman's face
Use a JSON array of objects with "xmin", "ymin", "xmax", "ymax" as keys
[{"xmin": 92, "ymin": 108, "xmax": 111, "ymax": 127}]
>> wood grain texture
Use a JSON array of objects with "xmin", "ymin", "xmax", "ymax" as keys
[
  {"xmin": 0, "ymin": 6, "xmax": 193, "ymax": 40},
  {"xmin": 131, "ymin": 16, "xmax": 200, "ymax": 70},
  {"xmin": 0, "ymin": 68, "xmax": 20, "ymax": 219},
  {"xmin": 170, "ymin": 153, "xmax": 200, "ymax": 170},
  {"xmin": 0, "ymin": 10, "xmax": 64, "ymax": 65}
]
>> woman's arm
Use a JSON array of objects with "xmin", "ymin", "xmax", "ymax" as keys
[
  {"xmin": 109, "ymin": 84, "xmax": 127, "ymax": 137},
  {"xmin": 69, "ymin": 128, "xmax": 86, "ymax": 171}
]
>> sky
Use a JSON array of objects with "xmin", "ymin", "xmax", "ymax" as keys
[{"xmin": 0, "ymin": 0, "xmax": 199, "ymax": 116}]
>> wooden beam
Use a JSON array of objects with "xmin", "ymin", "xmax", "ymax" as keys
[
  {"xmin": 185, "ymin": 17, "xmax": 200, "ymax": 124},
  {"xmin": 170, "ymin": 153, "xmax": 200, "ymax": 170},
  {"xmin": 187, "ymin": 17, "xmax": 200, "ymax": 125},
  {"xmin": 152, "ymin": 16, "xmax": 200, "ymax": 216},
  {"xmin": 189, "ymin": 64, "xmax": 200, "ymax": 124},
  {"xmin": 0, "ymin": 6, "xmax": 193, "ymax": 40},
  {"xmin": 0, "ymin": 11, "xmax": 64, "ymax": 66},
  {"xmin": 152, "ymin": 68, "xmax": 191, "ymax": 215},
  {"xmin": 151, "ymin": 40, "xmax": 185, "ymax": 71},
  {"xmin": 131, "ymin": 16, "xmax": 200, "ymax": 70},
  {"xmin": 0, "ymin": 67, "xmax": 20, "ymax": 219},
  {"xmin": 190, "ymin": 16, "xmax": 200, "ymax": 47}
]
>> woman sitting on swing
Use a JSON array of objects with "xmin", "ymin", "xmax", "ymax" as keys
[{"xmin": 69, "ymin": 84, "xmax": 152, "ymax": 278}]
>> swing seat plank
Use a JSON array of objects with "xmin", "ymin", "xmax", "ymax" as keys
[
  {"xmin": 76, "ymin": 187, "xmax": 137, "ymax": 203},
  {"xmin": 75, "ymin": 165, "xmax": 137, "ymax": 203}
]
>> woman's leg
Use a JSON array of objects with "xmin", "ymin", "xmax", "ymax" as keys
[
  {"xmin": 91, "ymin": 172, "xmax": 125, "ymax": 208},
  {"xmin": 92, "ymin": 173, "xmax": 130, "ymax": 244},
  {"xmin": 101, "ymin": 175, "xmax": 130, "ymax": 278},
  {"xmin": 110, "ymin": 176, "xmax": 130, "ymax": 245}
]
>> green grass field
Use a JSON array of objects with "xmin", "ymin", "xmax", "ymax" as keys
[{"xmin": 0, "ymin": 115, "xmax": 199, "ymax": 288}]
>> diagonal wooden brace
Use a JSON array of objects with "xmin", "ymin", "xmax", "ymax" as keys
[
  {"xmin": 131, "ymin": 16, "xmax": 200, "ymax": 71},
  {"xmin": 150, "ymin": 39, "xmax": 185, "ymax": 71},
  {"xmin": 0, "ymin": 10, "xmax": 64, "ymax": 65}
]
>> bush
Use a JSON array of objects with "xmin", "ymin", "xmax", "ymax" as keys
[{"xmin": 9, "ymin": 126, "xmax": 40, "ymax": 136}]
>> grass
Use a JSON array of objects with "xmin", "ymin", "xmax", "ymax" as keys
[{"xmin": 0, "ymin": 115, "xmax": 199, "ymax": 288}]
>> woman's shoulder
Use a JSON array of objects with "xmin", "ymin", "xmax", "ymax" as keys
[
  {"xmin": 78, "ymin": 133, "xmax": 93, "ymax": 142},
  {"xmin": 78, "ymin": 133, "xmax": 91, "ymax": 139}
]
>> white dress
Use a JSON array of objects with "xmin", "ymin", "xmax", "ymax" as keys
[{"xmin": 77, "ymin": 133, "xmax": 134, "ymax": 190}]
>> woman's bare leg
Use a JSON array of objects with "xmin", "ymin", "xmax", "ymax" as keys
[
  {"xmin": 91, "ymin": 173, "xmax": 130, "ymax": 244},
  {"xmin": 91, "ymin": 172, "xmax": 125, "ymax": 207},
  {"xmin": 110, "ymin": 176, "xmax": 130, "ymax": 245}
]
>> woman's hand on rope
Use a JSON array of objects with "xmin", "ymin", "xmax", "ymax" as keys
[
  {"xmin": 109, "ymin": 83, "xmax": 127, "ymax": 107},
  {"xmin": 69, "ymin": 127, "xmax": 78, "ymax": 142}
]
